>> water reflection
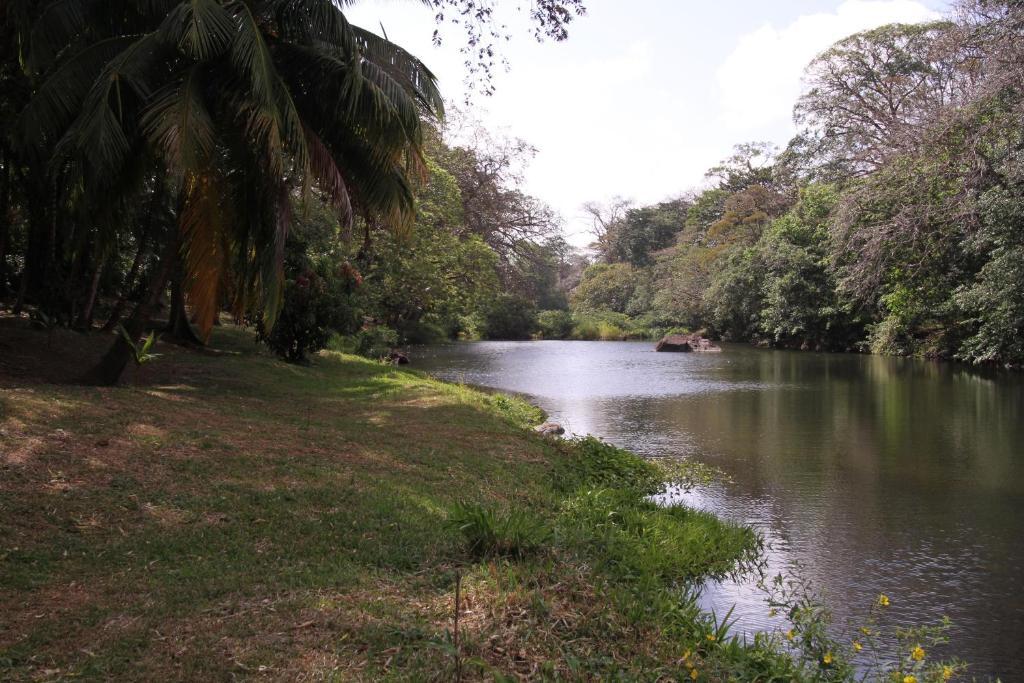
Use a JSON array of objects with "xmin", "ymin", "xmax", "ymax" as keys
[{"xmin": 416, "ymin": 341, "xmax": 1024, "ymax": 677}]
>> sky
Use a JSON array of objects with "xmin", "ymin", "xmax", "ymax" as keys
[{"xmin": 346, "ymin": 0, "xmax": 951, "ymax": 246}]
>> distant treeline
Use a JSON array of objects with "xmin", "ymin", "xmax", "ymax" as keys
[{"xmin": 571, "ymin": 5, "xmax": 1024, "ymax": 366}]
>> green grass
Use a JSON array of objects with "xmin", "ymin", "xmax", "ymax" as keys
[{"xmin": 1, "ymin": 324, "xmax": 769, "ymax": 680}]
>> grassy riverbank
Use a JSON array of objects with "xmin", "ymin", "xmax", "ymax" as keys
[
  {"xmin": 3, "ymin": 322, "xmax": 970, "ymax": 682},
  {"xmin": 1, "ymin": 321, "xmax": 775, "ymax": 680}
]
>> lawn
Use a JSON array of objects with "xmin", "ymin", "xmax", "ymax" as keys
[{"xmin": 1, "ymin": 320, "xmax": 761, "ymax": 681}]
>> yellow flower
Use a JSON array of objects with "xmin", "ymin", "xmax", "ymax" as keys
[
  {"xmin": 785, "ymin": 629, "xmax": 795, "ymax": 641},
  {"xmin": 942, "ymin": 665, "xmax": 953, "ymax": 681},
  {"xmin": 682, "ymin": 649, "xmax": 692, "ymax": 661},
  {"xmin": 878, "ymin": 594, "xmax": 890, "ymax": 607},
  {"xmin": 911, "ymin": 645, "xmax": 925, "ymax": 661},
  {"xmin": 706, "ymin": 634, "xmax": 717, "ymax": 642},
  {"xmin": 690, "ymin": 668, "xmax": 699, "ymax": 680},
  {"xmin": 860, "ymin": 626, "xmax": 872, "ymax": 636},
  {"xmin": 852, "ymin": 640, "xmax": 863, "ymax": 652},
  {"xmin": 823, "ymin": 652, "xmax": 834, "ymax": 665},
  {"xmin": 903, "ymin": 676, "xmax": 917, "ymax": 683}
]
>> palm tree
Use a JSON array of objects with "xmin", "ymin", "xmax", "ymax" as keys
[{"xmin": 12, "ymin": 0, "xmax": 443, "ymax": 384}]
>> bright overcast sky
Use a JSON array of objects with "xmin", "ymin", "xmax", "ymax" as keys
[{"xmin": 347, "ymin": 0, "xmax": 950, "ymax": 246}]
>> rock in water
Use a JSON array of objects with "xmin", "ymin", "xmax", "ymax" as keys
[
  {"xmin": 535, "ymin": 422, "xmax": 565, "ymax": 436},
  {"xmin": 655, "ymin": 333, "xmax": 721, "ymax": 353},
  {"xmin": 655, "ymin": 334, "xmax": 692, "ymax": 352}
]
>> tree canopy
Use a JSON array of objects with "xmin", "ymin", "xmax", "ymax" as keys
[{"xmin": 571, "ymin": 1, "xmax": 1024, "ymax": 365}]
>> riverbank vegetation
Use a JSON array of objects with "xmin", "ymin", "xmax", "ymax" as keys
[
  {"xmin": 0, "ymin": 322, "xmax": 968, "ymax": 680},
  {"xmin": 6, "ymin": 3, "xmax": 1020, "ymax": 371},
  {"xmin": 0, "ymin": 0, "xmax": 587, "ymax": 379},
  {"xmin": 572, "ymin": 4, "xmax": 1024, "ymax": 367}
]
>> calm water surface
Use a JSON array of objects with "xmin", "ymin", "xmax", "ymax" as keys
[{"xmin": 416, "ymin": 341, "xmax": 1024, "ymax": 678}]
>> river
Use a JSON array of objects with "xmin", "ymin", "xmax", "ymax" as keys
[{"xmin": 415, "ymin": 340, "xmax": 1024, "ymax": 678}]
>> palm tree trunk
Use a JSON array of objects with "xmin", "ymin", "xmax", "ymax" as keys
[
  {"xmin": 75, "ymin": 255, "xmax": 105, "ymax": 330},
  {"xmin": 0, "ymin": 167, "xmax": 10, "ymax": 297},
  {"xmin": 0, "ymin": 216, "xmax": 9, "ymax": 299},
  {"xmin": 15, "ymin": 182, "xmax": 56, "ymax": 313},
  {"xmin": 102, "ymin": 233, "xmax": 148, "ymax": 332},
  {"xmin": 165, "ymin": 264, "xmax": 204, "ymax": 346},
  {"xmin": 65, "ymin": 240, "xmax": 86, "ymax": 324},
  {"xmin": 13, "ymin": 236, "xmax": 30, "ymax": 314},
  {"xmin": 81, "ymin": 238, "xmax": 174, "ymax": 386}
]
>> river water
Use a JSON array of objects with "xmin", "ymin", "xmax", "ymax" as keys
[{"xmin": 416, "ymin": 340, "xmax": 1024, "ymax": 678}]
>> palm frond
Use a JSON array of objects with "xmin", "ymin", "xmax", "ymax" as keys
[
  {"xmin": 159, "ymin": 0, "xmax": 235, "ymax": 61},
  {"xmin": 304, "ymin": 124, "xmax": 353, "ymax": 227},
  {"xmin": 180, "ymin": 170, "xmax": 232, "ymax": 339},
  {"xmin": 141, "ymin": 66, "xmax": 216, "ymax": 173},
  {"xmin": 228, "ymin": 2, "xmax": 310, "ymax": 175},
  {"xmin": 25, "ymin": 0, "xmax": 88, "ymax": 74},
  {"xmin": 265, "ymin": 0, "xmax": 356, "ymax": 56},
  {"xmin": 52, "ymin": 32, "xmax": 165, "ymax": 184},
  {"xmin": 352, "ymin": 25, "xmax": 444, "ymax": 120},
  {"xmin": 18, "ymin": 36, "xmax": 137, "ymax": 160}
]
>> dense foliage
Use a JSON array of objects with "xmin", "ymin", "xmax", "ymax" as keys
[
  {"xmin": 0, "ymin": 0, "xmax": 584, "ymax": 373},
  {"xmin": 571, "ymin": 3, "xmax": 1024, "ymax": 366},
  {"xmin": 4, "ymin": 0, "xmax": 1023, "ymax": 372}
]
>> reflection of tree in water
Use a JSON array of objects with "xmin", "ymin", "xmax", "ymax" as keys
[{"xmin": 420, "ymin": 340, "xmax": 1024, "ymax": 676}]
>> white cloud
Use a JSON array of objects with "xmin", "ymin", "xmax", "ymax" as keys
[{"xmin": 716, "ymin": 0, "xmax": 940, "ymax": 135}]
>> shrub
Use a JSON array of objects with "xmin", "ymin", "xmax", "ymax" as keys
[
  {"xmin": 481, "ymin": 294, "xmax": 537, "ymax": 340},
  {"xmin": 536, "ymin": 309, "xmax": 574, "ymax": 339},
  {"xmin": 249, "ymin": 261, "xmax": 360, "ymax": 363},
  {"xmin": 448, "ymin": 503, "xmax": 550, "ymax": 559},
  {"xmin": 397, "ymin": 319, "xmax": 449, "ymax": 345},
  {"xmin": 353, "ymin": 326, "xmax": 399, "ymax": 359}
]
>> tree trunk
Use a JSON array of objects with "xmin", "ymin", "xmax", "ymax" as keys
[
  {"xmin": 81, "ymin": 238, "xmax": 174, "ymax": 386},
  {"xmin": 65, "ymin": 239, "xmax": 86, "ymax": 324},
  {"xmin": 0, "ymin": 167, "xmax": 10, "ymax": 297},
  {"xmin": 13, "ymin": 235, "xmax": 30, "ymax": 314},
  {"xmin": 75, "ymin": 255, "xmax": 105, "ymax": 330},
  {"xmin": 165, "ymin": 264, "xmax": 204, "ymax": 346},
  {"xmin": 102, "ymin": 233, "xmax": 148, "ymax": 332},
  {"xmin": 0, "ymin": 218, "xmax": 8, "ymax": 297}
]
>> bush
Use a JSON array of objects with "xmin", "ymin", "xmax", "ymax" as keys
[
  {"xmin": 569, "ymin": 310, "xmax": 651, "ymax": 340},
  {"xmin": 399, "ymin": 319, "xmax": 449, "ymax": 345},
  {"xmin": 536, "ymin": 309, "xmax": 574, "ymax": 339},
  {"xmin": 448, "ymin": 502, "xmax": 550, "ymax": 559},
  {"xmin": 249, "ymin": 261, "xmax": 360, "ymax": 363},
  {"xmin": 353, "ymin": 326, "xmax": 399, "ymax": 359},
  {"xmin": 481, "ymin": 294, "xmax": 537, "ymax": 340}
]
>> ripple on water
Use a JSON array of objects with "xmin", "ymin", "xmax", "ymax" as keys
[{"xmin": 416, "ymin": 340, "xmax": 1024, "ymax": 678}]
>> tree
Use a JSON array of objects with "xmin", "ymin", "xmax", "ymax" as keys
[
  {"xmin": 481, "ymin": 294, "xmax": 537, "ymax": 339},
  {"xmin": 704, "ymin": 247, "xmax": 765, "ymax": 341},
  {"xmin": 421, "ymin": 0, "xmax": 586, "ymax": 94},
  {"xmin": 605, "ymin": 200, "xmax": 687, "ymax": 267},
  {"xmin": 12, "ymin": 0, "xmax": 442, "ymax": 384},
  {"xmin": 708, "ymin": 185, "xmax": 789, "ymax": 247},
  {"xmin": 248, "ymin": 199, "xmax": 361, "ymax": 363},
  {"xmin": 570, "ymin": 263, "xmax": 636, "ymax": 314},
  {"xmin": 705, "ymin": 142, "xmax": 780, "ymax": 193},
  {"xmin": 795, "ymin": 21, "xmax": 979, "ymax": 176},
  {"xmin": 439, "ymin": 119, "xmax": 563, "ymax": 295},
  {"xmin": 582, "ymin": 196, "xmax": 633, "ymax": 260},
  {"xmin": 758, "ymin": 184, "xmax": 862, "ymax": 350},
  {"xmin": 355, "ymin": 156, "xmax": 500, "ymax": 342}
]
